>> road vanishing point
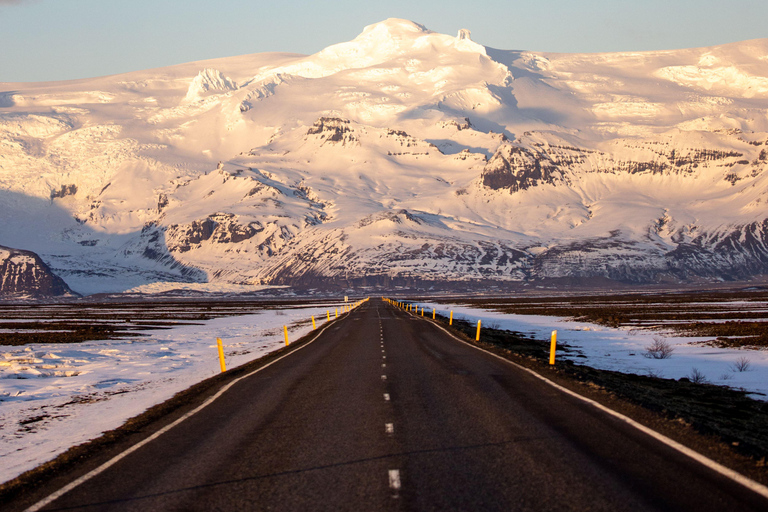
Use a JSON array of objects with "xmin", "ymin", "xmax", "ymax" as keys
[{"xmin": 11, "ymin": 299, "xmax": 768, "ymax": 511}]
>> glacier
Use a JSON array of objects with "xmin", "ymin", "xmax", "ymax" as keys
[{"xmin": 1, "ymin": 18, "xmax": 768, "ymax": 294}]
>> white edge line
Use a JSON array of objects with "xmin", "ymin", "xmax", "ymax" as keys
[
  {"xmin": 425, "ymin": 316, "xmax": 768, "ymax": 501},
  {"xmin": 24, "ymin": 318, "xmax": 340, "ymax": 512},
  {"xmin": 388, "ymin": 469, "xmax": 401, "ymax": 490}
]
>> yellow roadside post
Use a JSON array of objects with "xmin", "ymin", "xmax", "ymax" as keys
[
  {"xmin": 327, "ymin": 310, "xmax": 330, "ymax": 321},
  {"xmin": 216, "ymin": 337, "xmax": 226, "ymax": 373},
  {"xmin": 432, "ymin": 308, "xmax": 435, "ymax": 319},
  {"xmin": 449, "ymin": 311, "xmax": 453, "ymax": 325},
  {"xmin": 549, "ymin": 330, "xmax": 558, "ymax": 365},
  {"xmin": 335, "ymin": 308, "xmax": 338, "ymax": 318},
  {"xmin": 476, "ymin": 320, "xmax": 482, "ymax": 341},
  {"xmin": 312, "ymin": 316, "xmax": 316, "ymax": 329},
  {"xmin": 284, "ymin": 326, "xmax": 289, "ymax": 346},
  {"xmin": 421, "ymin": 307, "xmax": 424, "ymax": 317}
]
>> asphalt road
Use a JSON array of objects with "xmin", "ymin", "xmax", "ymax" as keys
[{"xmin": 19, "ymin": 299, "xmax": 768, "ymax": 511}]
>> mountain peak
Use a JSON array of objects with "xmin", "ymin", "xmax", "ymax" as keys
[
  {"xmin": 183, "ymin": 68, "xmax": 237, "ymax": 103},
  {"xmin": 304, "ymin": 19, "xmax": 487, "ymax": 77},
  {"xmin": 457, "ymin": 29, "xmax": 472, "ymax": 41},
  {"xmin": 358, "ymin": 19, "xmax": 431, "ymax": 40}
]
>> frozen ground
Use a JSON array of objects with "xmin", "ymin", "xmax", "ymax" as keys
[
  {"xmin": 0, "ymin": 302, "xmax": 344, "ymax": 485},
  {"xmin": 422, "ymin": 302, "xmax": 768, "ymax": 400}
]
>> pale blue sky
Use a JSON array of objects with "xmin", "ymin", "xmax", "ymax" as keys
[{"xmin": 1, "ymin": 0, "xmax": 766, "ymax": 82}]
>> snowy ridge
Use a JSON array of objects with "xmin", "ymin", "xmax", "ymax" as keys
[
  {"xmin": 182, "ymin": 68, "xmax": 238, "ymax": 104},
  {"xmin": 1, "ymin": 19, "xmax": 768, "ymax": 293}
]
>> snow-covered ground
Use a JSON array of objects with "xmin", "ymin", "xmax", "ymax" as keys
[
  {"xmin": 0, "ymin": 302, "xmax": 345, "ymax": 485},
  {"xmin": 422, "ymin": 301, "xmax": 768, "ymax": 400}
]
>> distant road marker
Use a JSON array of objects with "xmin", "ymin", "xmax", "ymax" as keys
[{"xmin": 389, "ymin": 469, "xmax": 401, "ymax": 491}]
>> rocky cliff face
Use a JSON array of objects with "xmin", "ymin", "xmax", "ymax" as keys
[{"xmin": 0, "ymin": 246, "xmax": 77, "ymax": 298}]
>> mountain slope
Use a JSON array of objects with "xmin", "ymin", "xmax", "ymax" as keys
[{"xmin": 1, "ymin": 19, "xmax": 768, "ymax": 293}]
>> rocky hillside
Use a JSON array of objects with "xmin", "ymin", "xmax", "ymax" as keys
[{"xmin": 0, "ymin": 246, "xmax": 77, "ymax": 298}]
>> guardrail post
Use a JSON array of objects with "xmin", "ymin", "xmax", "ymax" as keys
[
  {"xmin": 549, "ymin": 330, "xmax": 557, "ymax": 365},
  {"xmin": 216, "ymin": 337, "xmax": 226, "ymax": 372}
]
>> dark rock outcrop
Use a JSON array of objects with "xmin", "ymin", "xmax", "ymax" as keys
[
  {"xmin": 0, "ymin": 245, "xmax": 77, "ymax": 298},
  {"xmin": 306, "ymin": 117, "xmax": 359, "ymax": 145},
  {"xmin": 481, "ymin": 144, "xmax": 561, "ymax": 192}
]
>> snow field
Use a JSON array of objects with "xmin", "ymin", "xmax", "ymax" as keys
[
  {"xmin": 420, "ymin": 302, "xmax": 768, "ymax": 400},
  {"xmin": 0, "ymin": 302, "xmax": 345, "ymax": 485},
  {"xmin": 2, "ymin": 20, "xmax": 768, "ymax": 293}
]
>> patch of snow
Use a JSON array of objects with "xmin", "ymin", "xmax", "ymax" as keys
[
  {"xmin": 124, "ymin": 282, "xmax": 282, "ymax": 294},
  {"xmin": 656, "ymin": 65, "xmax": 768, "ymax": 98},
  {"xmin": 0, "ymin": 302, "xmax": 346, "ymax": 484},
  {"xmin": 423, "ymin": 302, "xmax": 768, "ymax": 401}
]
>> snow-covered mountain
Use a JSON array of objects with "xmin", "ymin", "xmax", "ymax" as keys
[{"xmin": 2, "ymin": 18, "xmax": 768, "ymax": 294}]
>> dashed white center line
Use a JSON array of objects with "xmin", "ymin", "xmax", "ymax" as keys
[
  {"xmin": 384, "ymin": 393, "xmax": 390, "ymax": 401},
  {"xmin": 381, "ymin": 374, "xmax": 387, "ymax": 380},
  {"xmin": 389, "ymin": 469, "xmax": 401, "ymax": 491},
  {"xmin": 385, "ymin": 423, "xmax": 394, "ymax": 434},
  {"xmin": 382, "ymin": 363, "xmax": 386, "ymax": 368}
]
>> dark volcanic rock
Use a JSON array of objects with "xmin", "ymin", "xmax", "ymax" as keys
[
  {"xmin": 0, "ymin": 245, "xmax": 77, "ymax": 298},
  {"xmin": 306, "ymin": 117, "xmax": 359, "ymax": 145},
  {"xmin": 481, "ymin": 144, "xmax": 561, "ymax": 192}
]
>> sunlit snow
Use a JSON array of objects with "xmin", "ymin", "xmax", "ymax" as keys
[{"xmin": 1, "ymin": 19, "xmax": 768, "ymax": 293}]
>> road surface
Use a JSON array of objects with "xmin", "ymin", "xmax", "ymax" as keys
[{"xmin": 15, "ymin": 299, "xmax": 768, "ymax": 511}]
